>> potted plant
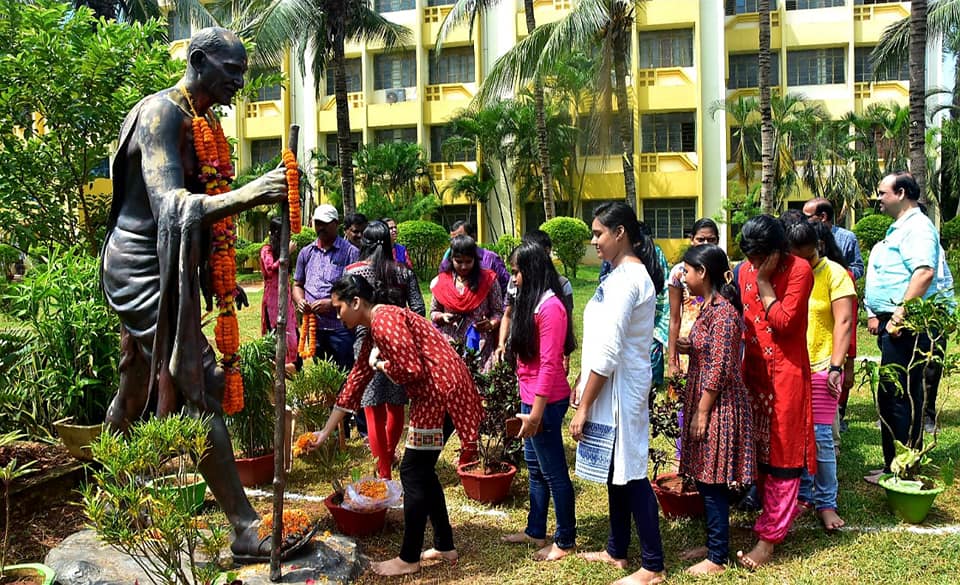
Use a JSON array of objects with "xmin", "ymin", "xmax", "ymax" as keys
[
  {"xmin": 861, "ymin": 296, "xmax": 957, "ymax": 524},
  {"xmin": 0, "ymin": 431, "xmax": 56, "ymax": 584},
  {"xmin": 82, "ymin": 415, "xmax": 229, "ymax": 585},
  {"xmin": 225, "ymin": 334, "xmax": 278, "ymax": 487},
  {"xmin": 287, "ymin": 358, "xmax": 347, "ymax": 450},
  {"xmin": 456, "ymin": 355, "xmax": 521, "ymax": 505},
  {"xmin": 649, "ymin": 376, "xmax": 703, "ymax": 518}
]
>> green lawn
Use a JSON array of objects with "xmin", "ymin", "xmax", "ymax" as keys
[{"xmin": 232, "ymin": 265, "xmax": 960, "ymax": 584}]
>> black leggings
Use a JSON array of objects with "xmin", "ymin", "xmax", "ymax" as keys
[{"xmin": 398, "ymin": 416, "xmax": 455, "ymax": 563}]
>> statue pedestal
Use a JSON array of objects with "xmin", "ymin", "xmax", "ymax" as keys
[{"xmin": 45, "ymin": 529, "xmax": 363, "ymax": 584}]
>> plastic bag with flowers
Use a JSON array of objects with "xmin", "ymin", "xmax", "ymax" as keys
[{"xmin": 342, "ymin": 477, "xmax": 402, "ymax": 512}]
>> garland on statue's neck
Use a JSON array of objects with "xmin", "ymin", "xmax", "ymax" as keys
[{"xmin": 178, "ymin": 83, "xmax": 244, "ymax": 415}]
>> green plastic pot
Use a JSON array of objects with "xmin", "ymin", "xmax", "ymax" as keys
[
  {"xmin": 147, "ymin": 473, "xmax": 207, "ymax": 514},
  {"xmin": 1, "ymin": 563, "xmax": 56, "ymax": 585},
  {"xmin": 878, "ymin": 474, "xmax": 945, "ymax": 524}
]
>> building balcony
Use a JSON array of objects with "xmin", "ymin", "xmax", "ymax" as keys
[
  {"xmin": 244, "ymin": 100, "xmax": 284, "ymax": 138},
  {"xmin": 781, "ymin": 6, "xmax": 852, "ymax": 48},
  {"xmin": 424, "ymin": 5, "xmax": 470, "ymax": 46},
  {"xmin": 368, "ymin": 87, "xmax": 420, "ymax": 126},
  {"xmin": 431, "ymin": 161, "xmax": 479, "ymax": 204},
  {"xmin": 634, "ymin": 68, "xmax": 697, "ymax": 110},
  {"xmin": 516, "ymin": 0, "xmax": 571, "ymax": 38},
  {"xmin": 424, "ymin": 83, "xmax": 477, "ymax": 123},
  {"xmin": 636, "ymin": 0, "xmax": 697, "ymax": 27},
  {"xmin": 854, "ymin": 2, "xmax": 910, "ymax": 43},
  {"xmin": 854, "ymin": 80, "xmax": 909, "ymax": 112},
  {"xmin": 787, "ymin": 85, "xmax": 852, "ymax": 118},
  {"xmin": 169, "ymin": 38, "xmax": 190, "ymax": 61},
  {"xmin": 725, "ymin": 11, "xmax": 782, "ymax": 52},
  {"xmin": 637, "ymin": 153, "xmax": 699, "ymax": 197},
  {"xmin": 317, "ymin": 93, "xmax": 364, "ymax": 132}
]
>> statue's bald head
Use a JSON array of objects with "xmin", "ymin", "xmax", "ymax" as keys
[{"xmin": 187, "ymin": 27, "xmax": 245, "ymax": 65}]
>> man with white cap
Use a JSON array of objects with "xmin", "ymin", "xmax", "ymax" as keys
[{"xmin": 293, "ymin": 204, "xmax": 360, "ymax": 369}]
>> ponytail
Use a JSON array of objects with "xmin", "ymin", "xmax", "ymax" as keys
[
  {"xmin": 632, "ymin": 230, "xmax": 665, "ymax": 296},
  {"xmin": 682, "ymin": 244, "xmax": 742, "ymax": 314},
  {"xmin": 594, "ymin": 201, "xmax": 665, "ymax": 295}
]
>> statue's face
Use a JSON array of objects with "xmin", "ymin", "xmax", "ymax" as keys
[{"xmin": 199, "ymin": 40, "xmax": 247, "ymax": 106}]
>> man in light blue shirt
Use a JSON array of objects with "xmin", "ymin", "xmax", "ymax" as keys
[
  {"xmin": 803, "ymin": 198, "xmax": 864, "ymax": 280},
  {"xmin": 863, "ymin": 173, "xmax": 947, "ymax": 483}
]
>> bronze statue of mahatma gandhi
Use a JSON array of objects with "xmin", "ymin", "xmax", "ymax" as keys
[{"xmin": 100, "ymin": 27, "xmax": 296, "ymax": 563}]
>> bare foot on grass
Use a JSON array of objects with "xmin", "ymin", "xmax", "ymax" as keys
[
  {"xmin": 533, "ymin": 543, "xmax": 575, "ymax": 561},
  {"xmin": 819, "ymin": 509, "xmax": 845, "ymax": 531},
  {"xmin": 612, "ymin": 567, "xmax": 666, "ymax": 585},
  {"xmin": 420, "ymin": 548, "xmax": 459, "ymax": 565},
  {"xmin": 679, "ymin": 545, "xmax": 708, "ymax": 561},
  {"xmin": 687, "ymin": 558, "xmax": 725, "ymax": 575},
  {"xmin": 577, "ymin": 550, "xmax": 629, "ymax": 569},
  {"xmin": 371, "ymin": 557, "xmax": 420, "ymax": 576},
  {"xmin": 502, "ymin": 532, "xmax": 546, "ymax": 547},
  {"xmin": 736, "ymin": 540, "xmax": 774, "ymax": 571}
]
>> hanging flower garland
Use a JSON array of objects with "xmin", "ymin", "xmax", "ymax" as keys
[
  {"xmin": 298, "ymin": 313, "xmax": 316, "ymax": 359},
  {"xmin": 282, "ymin": 148, "xmax": 301, "ymax": 234},
  {"xmin": 179, "ymin": 84, "xmax": 244, "ymax": 415}
]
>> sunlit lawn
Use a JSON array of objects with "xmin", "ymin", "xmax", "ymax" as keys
[{"xmin": 223, "ymin": 264, "xmax": 960, "ymax": 584}]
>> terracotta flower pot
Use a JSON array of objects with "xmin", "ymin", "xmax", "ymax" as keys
[
  {"xmin": 235, "ymin": 452, "xmax": 275, "ymax": 487},
  {"xmin": 0, "ymin": 563, "xmax": 56, "ymax": 585},
  {"xmin": 878, "ymin": 473, "xmax": 945, "ymax": 524},
  {"xmin": 53, "ymin": 420, "xmax": 103, "ymax": 461},
  {"xmin": 323, "ymin": 493, "xmax": 386, "ymax": 537},
  {"xmin": 456, "ymin": 462, "xmax": 517, "ymax": 505},
  {"xmin": 652, "ymin": 473, "xmax": 704, "ymax": 518}
]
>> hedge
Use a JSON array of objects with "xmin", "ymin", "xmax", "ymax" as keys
[
  {"xmin": 852, "ymin": 213, "xmax": 893, "ymax": 254},
  {"xmin": 540, "ymin": 217, "xmax": 591, "ymax": 278},
  {"xmin": 397, "ymin": 220, "xmax": 449, "ymax": 281}
]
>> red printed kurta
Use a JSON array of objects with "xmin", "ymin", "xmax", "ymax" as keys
[
  {"xmin": 336, "ymin": 305, "xmax": 483, "ymax": 451},
  {"xmin": 739, "ymin": 254, "xmax": 815, "ymax": 475}
]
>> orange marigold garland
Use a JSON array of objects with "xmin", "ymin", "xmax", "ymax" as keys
[
  {"xmin": 180, "ymin": 84, "xmax": 244, "ymax": 414},
  {"xmin": 298, "ymin": 312, "xmax": 316, "ymax": 359},
  {"xmin": 282, "ymin": 148, "xmax": 301, "ymax": 234}
]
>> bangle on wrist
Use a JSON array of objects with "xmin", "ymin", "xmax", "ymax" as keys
[{"xmin": 828, "ymin": 364, "xmax": 843, "ymax": 374}]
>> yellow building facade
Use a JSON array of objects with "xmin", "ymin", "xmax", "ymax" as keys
[{"xmin": 165, "ymin": 0, "xmax": 931, "ymax": 260}]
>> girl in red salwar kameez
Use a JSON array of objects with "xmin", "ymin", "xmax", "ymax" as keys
[
  {"xmin": 308, "ymin": 274, "xmax": 484, "ymax": 577},
  {"xmin": 735, "ymin": 215, "xmax": 815, "ymax": 571}
]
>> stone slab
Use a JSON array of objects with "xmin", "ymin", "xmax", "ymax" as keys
[{"xmin": 46, "ymin": 529, "xmax": 363, "ymax": 584}]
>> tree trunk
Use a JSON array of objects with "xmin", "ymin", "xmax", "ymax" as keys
[
  {"xmin": 758, "ymin": 0, "xmax": 775, "ymax": 214},
  {"xmin": 524, "ymin": 0, "xmax": 556, "ymax": 221},
  {"xmin": 612, "ymin": 27, "xmax": 637, "ymax": 211},
  {"xmin": 909, "ymin": 0, "xmax": 927, "ymax": 205},
  {"xmin": 333, "ymin": 34, "xmax": 356, "ymax": 215}
]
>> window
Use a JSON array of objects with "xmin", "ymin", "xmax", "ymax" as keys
[
  {"xmin": 375, "ymin": 0, "xmax": 414, "ymax": 11},
  {"xmin": 580, "ymin": 199, "xmax": 622, "ymax": 226},
  {"xmin": 578, "ymin": 119, "xmax": 620, "ymax": 156},
  {"xmin": 854, "ymin": 47, "xmax": 908, "ymax": 82},
  {"xmin": 250, "ymin": 67, "xmax": 282, "ymax": 102},
  {"xmin": 430, "ymin": 126, "xmax": 473, "ymax": 163},
  {"xmin": 325, "ymin": 59, "xmax": 362, "ymax": 95},
  {"xmin": 429, "ymin": 47, "xmax": 475, "ymax": 84},
  {"xmin": 437, "ymin": 206, "xmax": 474, "ymax": 232},
  {"xmin": 524, "ymin": 201, "xmax": 571, "ymax": 233},
  {"xmin": 91, "ymin": 158, "xmax": 110, "ymax": 178},
  {"xmin": 785, "ymin": 0, "xmax": 844, "ymax": 8},
  {"xmin": 730, "ymin": 126, "xmax": 761, "ymax": 161},
  {"xmin": 855, "ymin": 0, "xmax": 899, "ymax": 4},
  {"xmin": 250, "ymin": 138, "xmax": 281, "ymax": 167},
  {"xmin": 374, "ymin": 51, "xmax": 416, "ymax": 90},
  {"xmin": 640, "ymin": 112, "xmax": 696, "ymax": 153},
  {"xmin": 643, "ymin": 199, "xmax": 697, "ymax": 239},
  {"xmin": 427, "ymin": 0, "xmax": 454, "ymax": 5},
  {"xmin": 728, "ymin": 52, "xmax": 780, "ymax": 88},
  {"xmin": 724, "ymin": 0, "xmax": 778, "ymax": 15},
  {"xmin": 167, "ymin": 10, "xmax": 190, "ymax": 41},
  {"xmin": 374, "ymin": 127, "xmax": 417, "ymax": 145},
  {"xmin": 325, "ymin": 133, "xmax": 362, "ymax": 165},
  {"xmin": 786, "ymin": 48, "xmax": 845, "ymax": 85},
  {"xmin": 638, "ymin": 30, "xmax": 694, "ymax": 69}
]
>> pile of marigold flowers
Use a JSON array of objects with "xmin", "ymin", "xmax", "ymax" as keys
[
  {"xmin": 293, "ymin": 431, "xmax": 320, "ymax": 457},
  {"xmin": 258, "ymin": 508, "xmax": 313, "ymax": 540},
  {"xmin": 354, "ymin": 479, "xmax": 388, "ymax": 501}
]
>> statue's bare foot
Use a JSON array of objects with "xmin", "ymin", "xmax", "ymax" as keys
[
  {"xmin": 679, "ymin": 545, "xmax": 708, "ymax": 561},
  {"xmin": 533, "ymin": 543, "xmax": 574, "ymax": 561},
  {"xmin": 420, "ymin": 548, "xmax": 459, "ymax": 565},
  {"xmin": 577, "ymin": 550, "xmax": 628, "ymax": 569},
  {"xmin": 687, "ymin": 558, "xmax": 725, "ymax": 575},
  {"xmin": 502, "ymin": 532, "xmax": 546, "ymax": 547},
  {"xmin": 371, "ymin": 557, "xmax": 420, "ymax": 576},
  {"xmin": 612, "ymin": 568, "xmax": 665, "ymax": 585}
]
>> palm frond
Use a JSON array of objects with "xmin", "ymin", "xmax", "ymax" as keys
[
  {"xmin": 347, "ymin": 5, "xmax": 413, "ymax": 50},
  {"xmin": 436, "ymin": 0, "xmax": 502, "ymax": 51}
]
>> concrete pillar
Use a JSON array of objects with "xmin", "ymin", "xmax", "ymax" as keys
[{"xmin": 698, "ymin": 0, "xmax": 728, "ymax": 247}]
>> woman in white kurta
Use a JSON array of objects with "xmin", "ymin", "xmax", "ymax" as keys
[{"xmin": 570, "ymin": 201, "xmax": 666, "ymax": 585}]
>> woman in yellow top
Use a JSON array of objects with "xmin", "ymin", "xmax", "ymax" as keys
[{"xmin": 786, "ymin": 220, "xmax": 855, "ymax": 532}]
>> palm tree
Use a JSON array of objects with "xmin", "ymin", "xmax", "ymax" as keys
[
  {"xmin": 758, "ymin": 0, "xmax": 775, "ymax": 214},
  {"xmin": 710, "ymin": 96, "xmax": 760, "ymax": 190},
  {"xmin": 240, "ymin": 0, "xmax": 411, "ymax": 216},
  {"xmin": 910, "ymin": 0, "xmax": 929, "ymax": 205},
  {"xmin": 476, "ymin": 0, "xmax": 646, "ymax": 210},
  {"xmin": 438, "ymin": 0, "xmax": 558, "ymax": 220}
]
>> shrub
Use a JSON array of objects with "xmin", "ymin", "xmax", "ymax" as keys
[
  {"xmin": 234, "ymin": 240, "xmax": 265, "ymax": 271},
  {"xmin": 853, "ymin": 213, "xmax": 893, "ymax": 254},
  {"xmin": 540, "ymin": 217, "xmax": 591, "ymax": 278},
  {"xmin": 226, "ymin": 334, "xmax": 277, "ymax": 457},
  {"xmin": 397, "ymin": 220, "xmax": 449, "ymax": 281},
  {"xmin": 941, "ymin": 216, "xmax": 960, "ymax": 251},
  {"xmin": 485, "ymin": 234, "xmax": 520, "ymax": 264},
  {"xmin": 292, "ymin": 227, "xmax": 318, "ymax": 256}
]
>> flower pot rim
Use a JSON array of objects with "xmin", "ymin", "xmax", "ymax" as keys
[
  {"xmin": 52, "ymin": 418, "xmax": 105, "ymax": 429},
  {"xmin": 878, "ymin": 473, "xmax": 946, "ymax": 495},
  {"xmin": 1, "ymin": 562, "xmax": 56, "ymax": 585},
  {"xmin": 235, "ymin": 450, "xmax": 276, "ymax": 463},
  {"xmin": 146, "ymin": 473, "xmax": 206, "ymax": 488},
  {"xmin": 456, "ymin": 461, "xmax": 518, "ymax": 479},
  {"xmin": 323, "ymin": 492, "xmax": 389, "ymax": 515}
]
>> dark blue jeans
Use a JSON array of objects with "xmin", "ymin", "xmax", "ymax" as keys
[
  {"xmin": 697, "ymin": 481, "xmax": 731, "ymax": 565},
  {"xmin": 316, "ymin": 327, "xmax": 366, "ymax": 434},
  {"xmin": 877, "ymin": 317, "xmax": 930, "ymax": 470},
  {"xmin": 521, "ymin": 400, "xmax": 576, "ymax": 549},
  {"xmin": 607, "ymin": 472, "xmax": 664, "ymax": 571}
]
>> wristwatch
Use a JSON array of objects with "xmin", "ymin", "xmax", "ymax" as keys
[{"xmin": 828, "ymin": 364, "xmax": 843, "ymax": 375}]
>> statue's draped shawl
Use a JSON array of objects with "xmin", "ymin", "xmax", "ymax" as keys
[{"xmin": 100, "ymin": 97, "xmax": 211, "ymax": 417}]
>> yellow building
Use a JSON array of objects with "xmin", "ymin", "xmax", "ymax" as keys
[{"xmin": 165, "ymin": 0, "xmax": 940, "ymax": 260}]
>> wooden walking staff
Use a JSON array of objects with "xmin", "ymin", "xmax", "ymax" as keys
[{"xmin": 270, "ymin": 124, "xmax": 299, "ymax": 579}]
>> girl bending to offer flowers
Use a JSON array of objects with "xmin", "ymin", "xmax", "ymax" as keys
[{"xmin": 306, "ymin": 274, "xmax": 484, "ymax": 577}]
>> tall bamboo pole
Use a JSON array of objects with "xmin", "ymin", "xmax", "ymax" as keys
[{"xmin": 270, "ymin": 124, "xmax": 299, "ymax": 580}]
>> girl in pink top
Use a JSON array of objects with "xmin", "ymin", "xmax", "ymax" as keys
[
  {"xmin": 502, "ymin": 242, "xmax": 576, "ymax": 561},
  {"xmin": 260, "ymin": 217, "xmax": 299, "ymax": 373}
]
